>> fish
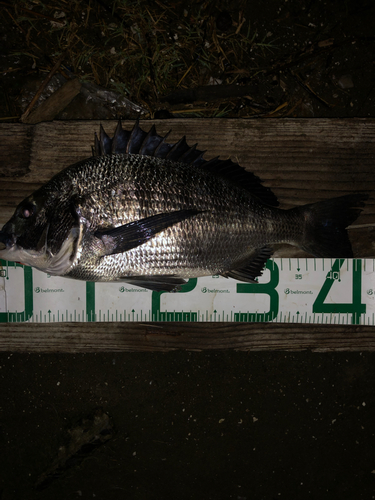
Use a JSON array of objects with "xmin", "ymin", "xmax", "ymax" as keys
[{"xmin": 0, "ymin": 120, "xmax": 368, "ymax": 292}]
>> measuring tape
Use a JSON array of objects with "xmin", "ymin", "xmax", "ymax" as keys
[{"xmin": 1, "ymin": 258, "xmax": 374, "ymax": 324}]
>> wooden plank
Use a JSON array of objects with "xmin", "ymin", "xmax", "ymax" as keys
[
  {"xmin": 0, "ymin": 123, "xmax": 33, "ymax": 178},
  {"xmin": 0, "ymin": 322, "xmax": 374, "ymax": 353},
  {"xmin": 0, "ymin": 118, "xmax": 374, "ymax": 226},
  {"xmin": 0, "ymin": 119, "xmax": 375, "ymax": 352},
  {"xmin": 22, "ymin": 78, "xmax": 82, "ymax": 124}
]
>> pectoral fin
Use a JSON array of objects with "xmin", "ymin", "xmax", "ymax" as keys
[{"xmin": 95, "ymin": 209, "xmax": 201, "ymax": 256}]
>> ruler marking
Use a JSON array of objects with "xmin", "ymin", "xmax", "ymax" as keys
[{"xmin": 4, "ymin": 259, "xmax": 375, "ymax": 323}]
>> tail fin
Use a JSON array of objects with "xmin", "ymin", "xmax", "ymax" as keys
[{"xmin": 292, "ymin": 193, "xmax": 368, "ymax": 258}]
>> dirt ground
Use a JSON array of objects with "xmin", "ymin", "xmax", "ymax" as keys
[
  {"xmin": 1, "ymin": 351, "xmax": 375, "ymax": 499},
  {"xmin": 1, "ymin": 0, "xmax": 375, "ymax": 499}
]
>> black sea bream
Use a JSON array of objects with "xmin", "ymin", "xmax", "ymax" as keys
[{"xmin": 0, "ymin": 121, "xmax": 367, "ymax": 291}]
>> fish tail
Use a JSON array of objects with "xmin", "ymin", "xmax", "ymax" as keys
[{"xmin": 292, "ymin": 193, "xmax": 368, "ymax": 258}]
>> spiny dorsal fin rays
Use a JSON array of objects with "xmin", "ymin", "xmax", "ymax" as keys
[
  {"xmin": 139, "ymin": 125, "xmax": 165, "ymax": 156},
  {"xmin": 99, "ymin": 124, "xmax": 112, "ymax": 155},
  {"xmin": 179, "ymin": 143, "xmax": 199, "ymax": 164},
  {"xmin": 92, "ymin": 120, "xmax": 279, "ymax": 207},
  {"xmin": 111, "ymin": 120, "xmax": 130, "ymax": 154},
  {"xmin": 92, "ymin": 125, "xmax": 111, "ymax": 156},
  {"xmin": 165, "ymin": 136, "xmax": 190, "ymax": 161},
  {"xmin": 126, "ymin": 120, "xmax": 148, "ymax": 154},
  {"xmin": 153, "ymin": 130, "xmax": 173, "ymax": 158}
]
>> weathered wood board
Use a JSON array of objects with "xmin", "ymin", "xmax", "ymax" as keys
[
  {"xmin": 0, "ymin": 119, "xmax": 374, "ymax": 352},
  {"xmin": 1, "ymin": 322, "xmax": 375, "ymax": 353}
]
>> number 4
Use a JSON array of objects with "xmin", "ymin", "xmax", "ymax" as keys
[{"xmin": 313, "ymin": 259, "xmax": 365, "ymax": 325}]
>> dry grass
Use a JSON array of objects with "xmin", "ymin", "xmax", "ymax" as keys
[{"xmin": 3, "ymin": 0, "xmax": 276, "ymax": 117}]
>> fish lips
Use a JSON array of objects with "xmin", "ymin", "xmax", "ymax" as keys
[
  {"xmin": 0, "ymin": 229, "xmax": 19, "ymax": 263},
  {"xmin": 0, "ymin": 229, "xmax": 16, "ymax": 251},
  {"xmin": 0, "ymin": 226, "xmax": 50, "ymax": 269}
]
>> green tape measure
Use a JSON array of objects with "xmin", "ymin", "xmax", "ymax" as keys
[{"xmin": 0, "ymin": 258, "xmax": 374, "ymax": 324}]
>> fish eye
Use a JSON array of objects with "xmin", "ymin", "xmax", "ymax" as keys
[
  {"xmin": 19, "ymin": 203, "xmax": 35, "ymax": 219},
  {"xmin": 23, "ymin": 208, "xmax": 32, "ymax": 218}
]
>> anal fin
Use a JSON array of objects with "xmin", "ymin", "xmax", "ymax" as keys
[{"xmin": 223, "ymin": 247, "xmax": 272, "ymax": 283}]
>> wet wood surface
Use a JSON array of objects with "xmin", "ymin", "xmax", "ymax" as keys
[{"xmin": 0, "ymin": 119, "xmax": 374, "ymax": 351}]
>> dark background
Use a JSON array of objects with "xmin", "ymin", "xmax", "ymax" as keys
[{"xmin": 1, "ymin": 1, "xmax": 375, "ymax": 499}]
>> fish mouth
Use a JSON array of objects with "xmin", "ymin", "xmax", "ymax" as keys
[
  {"xmin": 0, "ymin": 228, "xmax": 48, "ymax": 269},
  {"xmin": 0, "ymin": 223, "xmax": 80, "ymax": 276},
  {"xmin": 0, "ymin": 231, "xmax": 19, "ymax": 263},
  {"xmin": 0, "ymin": 230, "xmax": 15, "ymax": 251}
]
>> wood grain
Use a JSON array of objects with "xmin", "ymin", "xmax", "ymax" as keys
[
  {"xmin": 0, "ymin": 119, "xmax": 374, "ymax": 351},
  {"xmin": 22, "ymin": 78, "xmax": 82, "ymax": 124},
  {"xmin": 1, "ymin": 118, "xmax": 374, "ymax": 220},
  {"xmin": 0, "ymin": 322, "xmax": 374, "ymax": 353}
]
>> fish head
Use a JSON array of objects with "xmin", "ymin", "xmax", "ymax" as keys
[{"xmin": 0, "ymin": 187, "xmax": 82, "ymax": 276}]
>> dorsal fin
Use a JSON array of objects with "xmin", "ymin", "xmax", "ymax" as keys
[
  {"xmin": 92, "ymin": 120, "xmax": 279, "ymax": 207},
  {"xmin": 112, "ymin": 120, "xmax": 130, "ymax": 153}
]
